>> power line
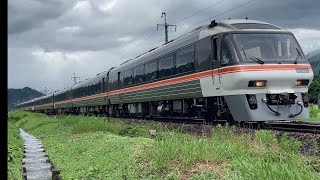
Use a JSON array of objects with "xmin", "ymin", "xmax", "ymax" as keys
[
  {"xmin": 118, "ymin": 29, "xmax": 158, "ymax": 60},
  {"xmin": 197, "ymin": 0, "xmax": 256, "ymax": 25},
  {"xmin": 114, "ymin": 0, "xmax": 256, "ymax": 62},
  {"xmin": 166, "ymin": 0, "xmax": 194, "ymax": 15},
  {"xmin": 175, "ymin": 0, "xmax": 226, "ymax": 25},
  {"xmin": 110, "ymin": 1, "xmax": 193, "ymax": 59},
  {"xmin": 118, "ymin": 0, "xmax": 227, "ymax": 59},
  {"xmin": 169, "ymin": 0, "xmax": 256, "ymax": 38}
]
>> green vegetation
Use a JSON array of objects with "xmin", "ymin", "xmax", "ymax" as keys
[
  {"xmin": 9, "ymin": 111, "xmax": 320, "ymax": 179},
  {"xmin": 308, "ymin": 104, "xmax": 320, "ymax": 121},
  {"xmin": 308, "ymin": 76, "xmax": 320, "ymax": 104},
  {"xmin": 8, "ymin": 111, "xmax": 28, "ymax": 179}
]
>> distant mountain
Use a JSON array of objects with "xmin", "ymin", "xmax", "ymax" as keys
[
  {"xmin": 307, "ymin": 49, "xmax": 320, "ymax": 77},
  {"xmin": 8, "ymin": 87, "xmax": 44, "ymax": 111}
]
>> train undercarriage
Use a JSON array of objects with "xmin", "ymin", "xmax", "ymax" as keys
[
  {"xmin": 41, "ymin": 96, "xmax": 234, "ymax": 122},
  {"xmin": 39, "ymin": 92, "xmax": 309, "ymax": 122}
]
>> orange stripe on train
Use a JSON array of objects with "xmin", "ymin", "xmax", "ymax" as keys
[{"xmin": 44, "ymin": 64, "xmax": 312, "ymax": 106}]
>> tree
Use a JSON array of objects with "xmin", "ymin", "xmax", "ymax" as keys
[{"xmin": 308, "ymin": 76, "xmax": 320, "ymax": 103}]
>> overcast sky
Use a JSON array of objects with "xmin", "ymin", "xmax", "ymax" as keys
[{"xmin": 8, "ymin": 0, "xmax": 320, "ymax": 93}]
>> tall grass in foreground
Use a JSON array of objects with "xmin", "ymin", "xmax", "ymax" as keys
[
  {"xmin": 9, "ymin": 111, "xmax": 320, "ymax": 179},
  {"xmin": 8, "ymin": 122, "xmax": 23, "ymax": 179},
  {"xmin": 309, "ymin": 104, "xmax": 320, "ymax": 121},
  {"xmin": 7, "ymin": 110, "xmax": 32, "ymax": 179},
  {"xmin": 141, "ymin": 126, "xmax": 319, "ymax": 179}
]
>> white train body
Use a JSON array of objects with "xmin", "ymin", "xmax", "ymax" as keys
[{"xmin": 16, "ymin": 19, "xmax": 314, "ymax": 122}]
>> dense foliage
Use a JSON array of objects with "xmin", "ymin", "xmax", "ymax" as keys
[{"xmin": 309, "ymin": 76, "xmax": 320, "ymax": 103}]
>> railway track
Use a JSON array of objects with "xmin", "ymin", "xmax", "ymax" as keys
[
  {"xmin": 259, "ymin": 121, "xmax": 320, "ymax": 134},
  {"xmin": 114, "ymin": 116, "xmax": 320, "ymax": 134},
  {"xmin": 51, "ymin": 113, "xmax": 320, "ymax": 134}
]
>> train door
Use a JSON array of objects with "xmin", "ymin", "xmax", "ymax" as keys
[{"xmin": 212, "ymin": 36, "xmax": 220, "ymax": 90}]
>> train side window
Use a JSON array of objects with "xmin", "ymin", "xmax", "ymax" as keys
[
  {"xmin": 91, "ymin": 84, "xmax": 94, "ymax": 94},
  {"xmin": 102, "ymin": 78, "xmax": 105, "ymax": 92},
  {"xmin": 96, "ymin": 82, "xmax": 100, "ymax": 94},
  {"xmin": 176, "ymin": 45, "xmax": 194, "ymax": 74},
  {"xmin": 145, "ymin": 60, "xmax": 158, "ymax": 82},
  {"xmin": 134, "ymin": 65, "xmax": 145, "ymax": 84},
  {"xmin": 195, "ymin": 37, "xmax": 212, "ymax": 72},
  {"xmin": 159, "ymin": 55, "xmax": 174, "ymax": 79},
  {"xmin": 123, "ymin": 69, "xmax": 133, "ymax": 87},
  {"xmin": 220, "ymin": 34, "xmax": 238, "ymax": 66},
  {"xmin": 111, "ymin": 73, "xmax": 117, "ymax": 91},
  {"xmin": 117, "ymin": 72, "xmax": 123, "ymax": 89},
  {"xmin": 212, "ymin": 38, "xmax": 217, "ymax": 62},
  {"xmin": 109, "ymin": 74, "xmax": 114, "ymax": 91},
  {"xmin": 86, "ymin": 86, "xmax": 88, "ymax": 96}
]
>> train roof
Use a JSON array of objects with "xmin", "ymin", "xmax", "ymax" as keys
[
  {"xmin": 41, "ymin": 93, "xmax": 54, "ymax": 100},
  {"xmin": 72, "ymin": 67, "xmax": 115, "ymax": 90},
  {"xmin": 54, "ymin": 86, "xmax": 73, "ymax": 96},
  {"xmin": 111, "ymin": 19, "xmax": 289, "ymax": 73}
]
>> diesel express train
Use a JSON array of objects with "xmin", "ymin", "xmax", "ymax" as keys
[{"xmin": 16, "ymin": 19, "xmax": 314, "ymax": 122}]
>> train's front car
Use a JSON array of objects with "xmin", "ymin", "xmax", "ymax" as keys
[{"xmin": 212, "ymin": 20, "xmax": 313, "ymax": 121}]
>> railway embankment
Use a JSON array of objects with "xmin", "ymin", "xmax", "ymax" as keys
[{"xmin": 8, "ymin": 111, "xmax": 320, "ymax": 179}]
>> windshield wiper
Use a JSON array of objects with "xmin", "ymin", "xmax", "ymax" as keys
[
  {"xmin": 294, "ymin": 48, "xmax": 302, "ymax": 64},
  {"xmin": 242, "ymin": 48, "xmax": 264, "ymax": 64}
]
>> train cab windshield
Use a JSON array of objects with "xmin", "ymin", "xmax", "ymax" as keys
[{"xmin": 232, "ymin": 33, "xmax": 305, "ymax": 64}]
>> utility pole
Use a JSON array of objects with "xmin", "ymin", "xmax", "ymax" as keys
[
  {"xmin": 44, "ymin": 87, "xmax": 47, "ymax": 95},
  {"xmin": 71, "ymin": 73, "xmax": 80, "ymax": 84},
  {"xmin": 157, "ymin": 12, "xmax": 176, "ymax": 44}
]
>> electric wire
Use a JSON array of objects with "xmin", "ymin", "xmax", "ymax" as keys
[
  {"xmin": 175, "ymin": 0, "xmax": 226, "ymax": 25},
  {"xmin": 111, "ymin": 1, "xmax": 195, "ymax": 60},
  {"xmin": 169, "ymin": 0, "xmax": 256, "ymax": 39},
  {"xmin": 113, "ymin": 0, "xmax": 256, "ymax": 63},
  {"xmin": 123, "ymin": 0, "xmax": 229, "ymax": 58},
  {"xmin": 119, "ymin": 0, "xmax": 223, "ymax": 59}
]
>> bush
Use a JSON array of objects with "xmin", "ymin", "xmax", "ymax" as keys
[
  {"xmin": 8, "ymin": 110, "xmax": 30, "ymax": 123},
  {"xmin": 309, "ymin": 104, "xmax": 320, "ymax": 118}
]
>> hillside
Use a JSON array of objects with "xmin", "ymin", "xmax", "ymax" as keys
[
  {"xmin": 8, "ymin": 87, "xmax": 44, "ymax": 111},
  {"xmin": 307, "ymin": 49, "xmax": 320, "ymax": 76}
]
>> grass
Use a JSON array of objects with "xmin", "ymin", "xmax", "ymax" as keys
[
  {"xmin": 307, "ymin": 104, "xmax": 320, "ymax": 121},
  {"xmin": 142, "ymin": 127, "xmax": 319, "ymax": 179},
  {"xmin": 8, "ymin": 111, "xmax": 27, "ymax": 179},
  {"xmin": 8, "ymin": 111, "xmax": 320, "ymax": 179}
]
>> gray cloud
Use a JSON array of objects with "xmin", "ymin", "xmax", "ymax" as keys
[
  {"xmin": 8, "ymin": 0, "xmax": 320, "ymax": 92},
  {"xmin": 8, "ymin": 0, "xmax": 73, "ymax": 34}
]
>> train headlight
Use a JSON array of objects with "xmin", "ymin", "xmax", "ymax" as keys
[
  {"xmin": 248, "ymin": 80, "xmax": 267, "ymax": 87},
  {"xmin": 295, "ymin": 79, "xmax": 309, "ymax": 86}
]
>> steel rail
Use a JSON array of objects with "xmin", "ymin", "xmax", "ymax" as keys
[{"xmin": 48, "ymin": 113, "xmax": 320, "ymax": 134}]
